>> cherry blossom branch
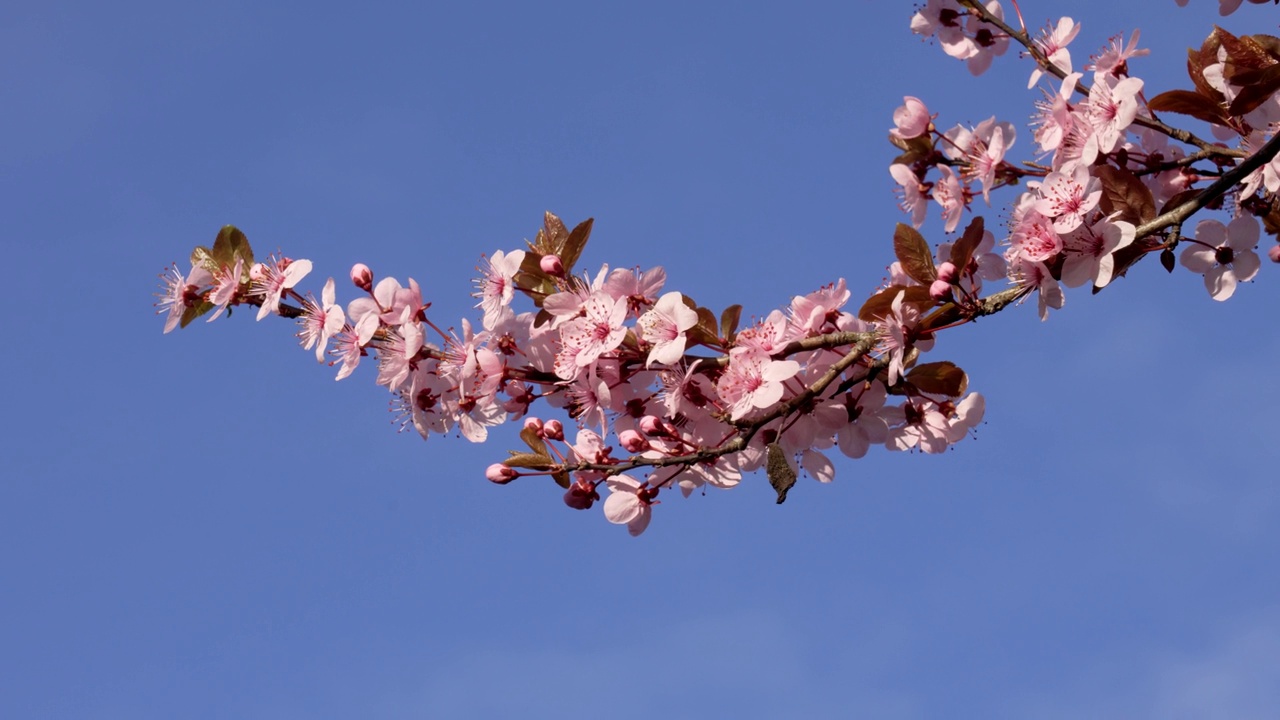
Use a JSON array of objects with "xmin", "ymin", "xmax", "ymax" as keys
[
  {"xmin": 1136, "ymin": 131, "xmax": 1280, "ymax": 241},
  {"xmin": 955, "ymin": 0, "xmax": 1244, "ymax": 157},
  {"xmin": 559, "ymin": 333, "xmax": 878, "ymax": 477}
]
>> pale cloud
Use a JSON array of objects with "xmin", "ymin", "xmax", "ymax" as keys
[{"xmin": 376, "ymin": 609, "xmax": 916, "ymax": 719}]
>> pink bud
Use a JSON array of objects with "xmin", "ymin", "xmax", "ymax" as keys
[
  {"xmin": 540, "ymin": 254, "xmax": 564, "ymax": 277},
  {"xmin": 563, "ymin": 478, "xmax": 600, "ymax": 510},
  {"xmin": 936, "ymin": 261, "xmax": 958, "ymax": 284},
  {"xmin": 350, "ymin": 263, "xmax": 373, "ymax": 292},
  {"xmin": 890, "ymin": 96, "xmax": 931, "ymax": 140},
  {"xmin": 639, "ymin": 415, "xmax": 670, "ymax": 437},
  {"xmin": 1269, "ymin": 244, "xmax": 1280, "ymax": 264},
  {"xmin": 929, "ymin": 279, "xmax": 953, "ymax": 301},
  {"xmin": 523, "ymin": 417, "xmax": 544, "ymax": 433},
  {"xmin": 619, "ymin": 429, "xmax": 650, "ymax": 453},
  {"xmin": 485, "ymin": 463, "xmax": 518, "ymax": 484},
  {"xmin": 542, "ymin": 419, "xmax": 565, "ymax": 441},
  {"xmin": 249, "ymin": 262, "xmax": 269, "ymax": 282}
]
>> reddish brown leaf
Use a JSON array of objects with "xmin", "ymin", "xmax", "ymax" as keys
[
  {"xmin": 905, "ymin": 361, "xmax": 969, "ymax": 398},
  {"xmin": 1148, "ymin": 89, "xmax": 1228, "ymax": 126},
  {"xmin": 949, "ymin": 216, "xmax": 986, "ymax": 274},
  {"xmin": 560, "ymin": 218, "xmax": 594, "ymax": 276},
  {"xmin": 1096, "ymin": 165, "xmax": 1156, "ymax": 225},
  {"xmin": 894, "ymin": 223, "xmax": 938, "ymax": 285},
  {"xmin": 1228, "ymin": 63, "xmax": 1280, "ymax": 116},
  {"xmin": 857, "ymin": 284, "xmax": 934, "ymax": 322},
  {"xmin": 720, "ymin": 304, "xmax": 742, "ymax": 342}
]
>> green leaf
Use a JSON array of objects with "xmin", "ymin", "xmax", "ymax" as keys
[
  {"xmin": 905, "ymin": 361, "xmax": 968, "ymax": 397},
  {"xmin": 503, "ymin": 452, "xmax": 554, "ymax": 471},
  {"xmin": 211, "ymin": 225, "xmax": 254, "ymax": 271},
  {"xmin": 551, "ymin": 470, "xmax": 570, "ymax": 489},
  {"xmin": 520, "ymin": 425, "xmax": 548, "ymax": 457},
  {"xmin": 893, "ymin": 223, "xmax": 937, "ymax": 284},
  {"xmin": 889, "ymin": 133, "xmax": 935, "ymax": 166},
  {"xmin": 1095, "ymin": 165, "xmax": 1156, "ymax": 225},
  {"xmin": 178, "ymin": 299, "xmax": 214, "ymax": 328},
  {"xmin": 190, "ymin": 246, "xmax": 216, "ymax": 273},
  {"xmin": 766, "ymin": 442, "xmax": 797, "ymax": 505}
]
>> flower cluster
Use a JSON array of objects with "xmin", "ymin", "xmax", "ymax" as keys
[
  {"xmin": 902, "ymin": 0, "xmax": 1280, "ymax": 314},
  {"xmin": 157, "ymin": 1, "xmax": 1280, "ymax": 535}
]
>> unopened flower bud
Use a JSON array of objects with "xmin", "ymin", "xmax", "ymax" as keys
[
  {"xmin": 563, "ymin": 478, "xmax": 600, "ymax": 510},
  {"xmin": 929, "ymin": 279, "xmax": 953, "ymax": 301},
  {"xmin": 639, "ymin": 415, "xmax": 668, "ymax": 437},
  {"xmin": 1269, "ymin": 244, "xmax": 1280, "ymax": 264},
  {"xmin": 485, "ymin": 463, "xmax": 519, "ymax": 484},
  {"xmin": 350, "ymin": 263, "xmax": 373, "ymax": 292},
  {"xmin": 542, "ymin": 419, "xmax": 565, "ymax": 441},
  {"xmin": 936, "ymin": 261, "xmax": 958, "ymax": 284},
  {"xmin": 540, "ymin": 254, "xmax": 565, "ymax": 277},
  {"xmin": 249, "ymin": 262, "xmax": 269, "ymax": 282},
  {"xmin": 523, "ymin": 417, "xmax": 543, "ymax": 433},
  {"xmin": 619, "ymin": 429, "xmax": 650, "ymax": 453}
]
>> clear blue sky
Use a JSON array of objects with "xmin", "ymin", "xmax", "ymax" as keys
[{"xmin": 3, "ymin": 1, "xmax": 1278, "ymax": 718}]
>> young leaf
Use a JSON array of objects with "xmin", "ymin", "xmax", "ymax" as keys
[
  {"xmin": 1096, "ymin": 165, "xmax": 1156, "ymax": 225},
  {"xmin": 1148, "ymin": 89, "xmax": 1227, "ymax": 126},
  {"xmin": 720, "ymin": 304, "xmax": 742, "ymax": 343},
  {"xmin": 503, "ymin": 452, "xmax": 554, "ymax": 471},
  {"xmin": 893, "ymin": 223, "xmax": 938, "ymax": 284},
  {"xmin": 560, "ymin": 218, "xmax": 594, "ymax": 277},
  {"xmin": 949, "ymin": 216, "xmax": 985, "ymax": 274},
  {"xmin": 766, "ymin": 442, "xmax": 797, "ymax": 505},
  {"xmin": 520, "ymin": 425, "xmax": 549, "ymax": 458},
  {"xmin": 858, "ymin": 285, "xmax": 933, "ymax": 322},
  {"xmin": 905, "ymin": 361, "xmax": 968, "ymax": 398}
]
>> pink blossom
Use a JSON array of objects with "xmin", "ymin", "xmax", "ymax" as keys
[
  {"xmin": 1027, "ymin": 17, "xmax": 1080, "ymax": 88},
  {"xmin": 156, "ymin": 263, "xmax": 213, "ymax": 334},
  {"xmin": 716, "ymin": 348, "xmax": 801, "ymax": 421},
  {"xmin": 1270, "ymin": 245, "xmax": 1280, "ymax": 264},
  {"xmin": 1180, "ymin": 216, "xmax": 1261, "ymax": 301},
  {"xmin": 251, "ymin": 255, "xmax": 312, "ymax": 321},
  {"xmin": 554, "ymin": 293, "xmax": 629, "ymax": 380},
  {"xmin": 602, "ymin": 475, "xmax": 656, "ymax": 536},
  {"xmin": 910, "ymin": 0, "xmax": 976, "ymax": 60},
  {"xmin": 330, "ymin": 313, "xmax": 379, "ymax": 381},
  {"xmin": 348, "ymin": 276, "xmax": 423, "ymax": 329},
  {"xmin": 962, "ymin": 2, "xmax": 1009, "ymax": 76},
  {"xmin": 1089, "ymin": 30, "xmax": 1148, "ymax": 78},
  {"xmin": 890, "ymin": 164, "xmax": 929, "ymax": 228},
  {"xmin": 475, "ymin": 249, "xmax": 526, "ymax": 330},
  {"xmin": 1060, "ymin": 218, "xmax": 1136, "ymax": 289},
  {"xmin": 1032, "ymin": 73, "xmax": 1081, "ymax": 156},
  {"xmin": 1033, "ymin": 165, "xmax": 1102, "ymax": 233},
  {"xmin": 1009, "ymin": 209, "xmax": 1064, "ymax": 263},
  {"xmin": 297, "ymin": 277, "xmax": 346, "ymax": 362},
  {"xmin": 637, "ymin": 291, "xmax": 698, "ymax": 367},
  {"xmin": 883, "ymin": 399, "xmax": 952, "ymax": 454},
  {"xmin": 890, "ymin": 96, "xmax": 931, "ymax": 139},
  {"xmin": 788, "ymin": 279, "xmax": 852, "ymax": 336},
  {"xmin": 933, "ymin": 164, "xmax": 965, "ymax": 232},
  {"xmin": 836, "ymin": 381, "xmax": 890, "ymax": 459},
  {"xmin": 207, "ymin": 258, "xmax": 244, "ymax": 323},
  {"xmin": 1007, "ymin": 256, "xmax": 1064, "ymax": 321},
  {"xmin": 1080, "ymin": 74, "xmax": 1144, "ymax": 165},
  {"xmin": 877, "ymin": 290, "xmax": 934, "ymax": 386}
]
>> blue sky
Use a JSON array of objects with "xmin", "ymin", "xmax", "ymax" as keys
[{"xmin": 3, "ymin": 1, "xmax": 1279, "ymax": 718}]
